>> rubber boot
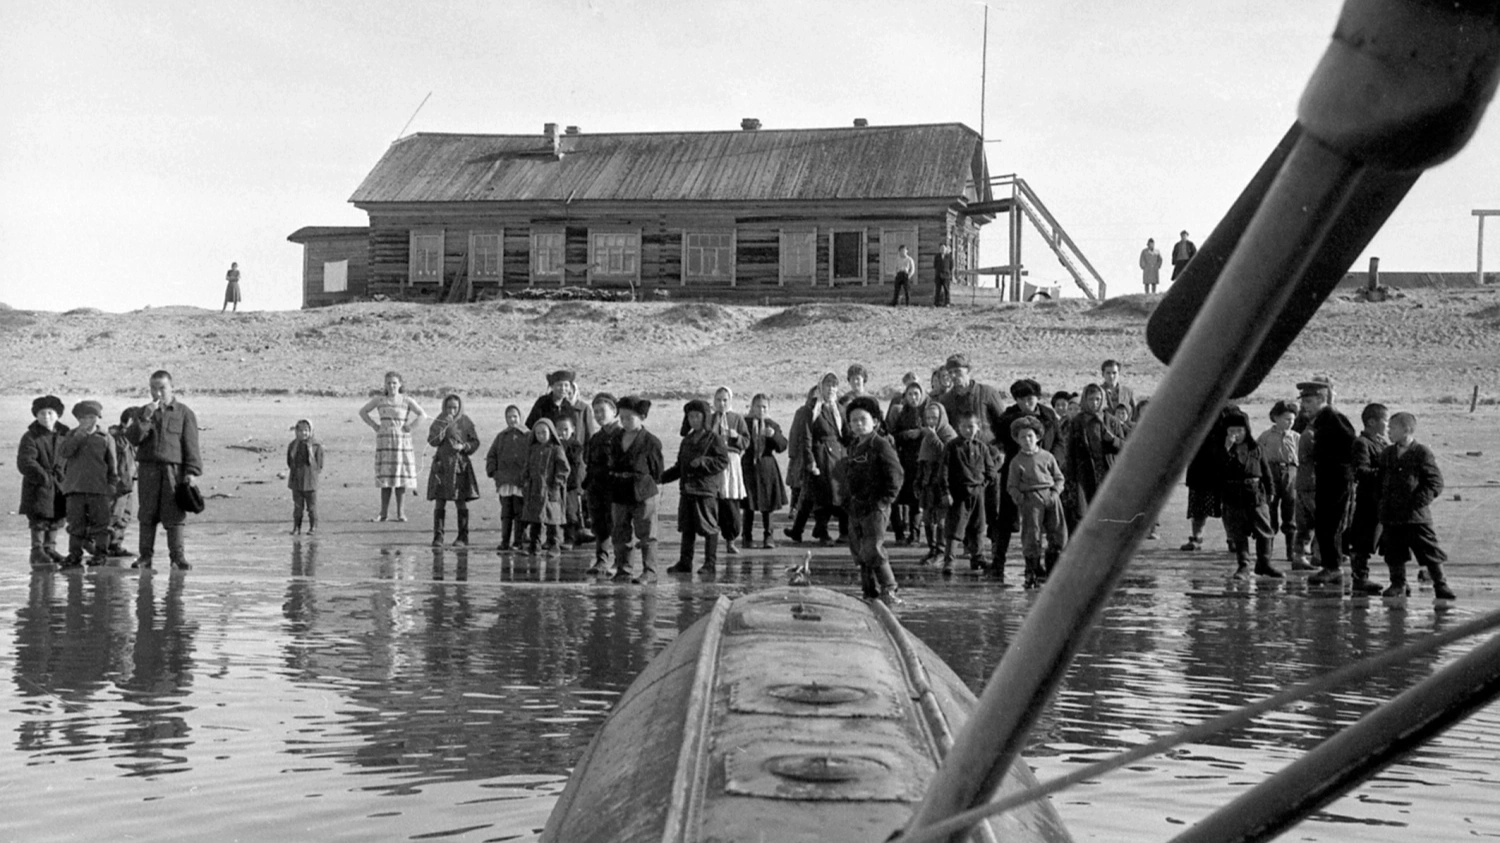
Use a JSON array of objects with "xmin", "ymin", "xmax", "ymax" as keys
[
  {"xmin": 166, "ymin": 525, "xmax": 190, "ymax": 570},
  {"xmin": 542, "ymin": 525, "xmax": 560, "ymax": 552},
  {"xmin": 1253, "ymin": 536, "xmax": 1284, "ymax": 578},
  {"xmin": 60, "ymin": 533, "xmax": 85, "ymax": 569},
  {"xmin": 1382, "ymin": 562, "xmax": 1410, "ymax": 598},
  {"xmin": 526, "ymin": 523, "xmax": 540, "ymax": 555},
  {"xmin": 1232, "ymin": 550, "xmax": 1250, "ymax": 580},
  {"xmin": 1023, "ymin": 557, "xmax": 1040, "ymax": 589},
  {"xmin": 1428, "ymin": 564, "xmax": 1456, "ymax": 600},
  {"xmin": 498, "ymin": 516, "xmax": 514, "ymax": 551},
  {"xmin": 1042, "ymin": 548, "xmax": 1060, "ymax": 581},
  {"xmin": 293, "ymin": 508, "xmax": 303, "ymax": 534},
  {"xmin": 133, "ymin": 523, "xmax": 156, "ymax": 568},
  {"xmin": 561, "ymin": 524, "xmax": 577, "ymax": 551},
  {"xmin": 30, "ymin": 527, "xmax": 53, "ymax": 568},
  {"xmin": 668, "ymin": 534, "xmax": 695, "ymax": 574},
  {"xmin": 1348, "ymin": 553, "xmax": 1381, "ymax": 594},
  {"xmin": 987, "ymin": 555, "xmax": 1005, "ymax": 583},
  {"xmin": 42, "ymin": 526, "xmax": 66, "ymax": 564},
  {"xmin": 940, "ymin": 534, "xmax": 956, "ymax": 576},
  {"xmin": 611, "ymin": 542, "xmax": 633, "ymax": 581},
  {"xmin": 858, "ymin": 565, "xmax": 879, "ymax": 599},
  {"xmin": 1283, "ymin": 532, "xmax": 1296, "ymax": 563},
  {"xmin": 702, "ymin": 534, "xmax": 719, "ymax": 574},
  {"xmin": 432, "ymin": 506, "xmax": 446, "ymax": 547},
  {"xmin": 638, "ymin": 539, "xmax": 659, "ymax": 583},
  {"xmin": 453, "ymin": 507, "xmax": 469, "ymax": 548}
]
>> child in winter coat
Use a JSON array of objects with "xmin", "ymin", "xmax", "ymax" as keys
[
  {"xmin": 484, "ymin": 405, "xmax": 530, "ymax": 551},
  {"xmin": 1378, "ymin": 412, "xmax": 1455, "ymax": 600},
  {"xmin": 428, "ymin": 394, "xmax": 482, "ymax": 548},
  {"xmin": 18, "ymin": 395, "xmax": 70, "ymax": 567},
  {"xmin": 609, "ymin": 397, "xmax": 665, "ymax": 582},
  {"xmin": 942, "ymin": 412, "xmax": 997, "ymax": 575},
  {"xmin": 287, "ymin": 419, "xmax": 324, "ymax": 535},
  {"xmin": 583, "ymin": 394, "xmax": 622, "ymax": 572},
  {"xmin": 58, "ymin": 400, "xmax": 118, "ymax": 567},
  {"xmin": 839, "ymin": 396, "xmax": 904, "ymax": 605},
  {"xmin": 661, "ymin": 399, "xmax": 729, "ymax": 574},
  {"xmin": 1006, "ymin": 416, "xmax": 1066, "ymax": 589},
  {"xmin": 915, "ymin": 402, "xmax": 957, "ymax": 564},
  {"xmin": 520, "ymin": 418, "xmax": 570, "ymax": 554},
  {"xmin": 557, "ymin": 416, "xmax": 586, "ymax": 549},
  {"xmin": 107, "ymin": 409, "xmax": 137, "ymax": 557},
  {"xmin": 1345, "ymin": 403, "xmax": 1390, "ymax": 595},
  {"xmin": 741, "ymin": 394, "xmax": 788, "ymax": 549},
  {"xmin": 1219, "ymin": 409, "xmax": 1283, "ymax": 581}
]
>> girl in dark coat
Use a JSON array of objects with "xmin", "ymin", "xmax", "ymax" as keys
[
  {"xmin": 427, "ymin": 393, "xmax": 482, "ymax": 547},
  {"xmin": 286, "ymin": 419, "xmax": 324, "ymax": 535},
  {"xmin": 484, "ymin": 405, "xmax": 530, "ymax": 550},
  {"xmin": 521, "ymin": 418, "xmax": 570, "ymax": 554},
  {"xmin": 18, "ymin": 395, "xmax": 70, "ymax": 567},
  {"xmin": 1218, "ymin": 409, "xmax": 1282, "ymax": 580},
  {"xmin": 886, "ymin": 381, "xmax": 933, "ymax": 545},
  {"xmin": 1063, "ymin": 383, "xmax": 1126, "ymax": 522},
  {"xmin": 662, "ymin": 399, "xmax": 729, "ymax": 574},
  {"xmin": 741, "ymin": 394, "xmax": 788, "ymax": 548}
]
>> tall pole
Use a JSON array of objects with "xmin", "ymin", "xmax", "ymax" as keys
[{"xmin": 980, "ymin": 5, "xmax": 988, "ymax": 141}]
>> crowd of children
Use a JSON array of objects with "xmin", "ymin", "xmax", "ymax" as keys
[{"xmin": 19, "ymin": 362, "xmax": 1458, "ymax": 604}]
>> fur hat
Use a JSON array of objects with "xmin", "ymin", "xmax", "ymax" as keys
[
  {"xmin": 944, "ymin": 353, "xmax": 970, "ymax": 371},
  {"xmin": 591, "ymin": 392, "xmax": 618, "ymax": 410},
  {"xmin": 71, "ymin": 400, "xmax": 103, "ymax": 419},
  {"xmin": 617, "ymin": 396, "xmax": 651, "ymax": 418},
  {"xmin": 681, "ymin": 399, "xmax": 712, "ymax": 435},
  {"xmin": 547, "ymin": 369, "xmax": 576, "ymax": 386},
  {"xmin": 845, "ymin": 395, "xmax": 882, "ymax": 423},
  {"xmin": 1010, "ymin": 415, "xmax": 1045, "ymax": 442},
  {"xmin": 1009, "ymin": 379, "xmax": 1037, "ymax": 399},
  {"xmin": 31, "ymin": 395, "xmax": 64, "ymax": 417}
]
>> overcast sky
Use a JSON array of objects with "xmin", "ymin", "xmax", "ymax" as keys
[{"xmin": 3, "ymin": 0, "xmax": 1496, "ymax": 312}]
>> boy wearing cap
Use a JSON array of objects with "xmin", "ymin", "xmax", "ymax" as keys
[
  {"xmin": 942, "ymin": 411, "xmax": 997, "ymax": 575},
  {"xmin": 1345, "ymin": 403, "xmax": 1390, "ymax": 595},
  {"xmin": 106, "ymin": 409, "xmax": 137, "ymax": 557},
  {"xmin": 125, "ymin": 369, "xmax": 201, "ymax": 570},
  {"xmin": 1006, "ymin": 416, "xmax": 1066, "ymax": 588},
  {"xmin": 1378, "ymin": 412, "xmax": 1455, "ymax": 600},
  {"xmin": 1301, "ymin": 376, "xmax": 1357, "ymax": 586},
  {"xmin": 1256, "ymin": 400, "xmax": 1301, "ymax": 564},
  {"xmin": 608, "ymin": 396, "xmax": 664, "ymax": 583},
  {"xmin": 662, "ymin": 400, "xmax": 729, "ymax": 575},
  {"xmin": 840, "ymin": 396, "xmax": 904, "ymax": 606},
  {"xmin": 992, "ymin": 380, "xmax": 1060, "ymax": 579},
  {"xmin": 582, "ymin": 393, "xmax": 620, "ymax": 573},
  {"xmin": 18, "ymin": 395, "xmax": 71, "ymax": 567},
  {"xmin": 287, "ymin": 419, "xmax": 323, "ymax": 535},
  {"xmin": 58, "ymin": 400, "xmax": 119, "ymax": 567}
]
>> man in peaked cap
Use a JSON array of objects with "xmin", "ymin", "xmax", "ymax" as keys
[{"xmin": 1298, "ymin": 374, "xmax": 1358, "ymax": 587}]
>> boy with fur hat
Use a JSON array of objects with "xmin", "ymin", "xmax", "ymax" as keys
[
  {"xmin": 59, "ymin": 400, "xmax": 118, "ymax": 567},
  {"xmin": 582, "ymin": 393, "xmax": 621, "ymax": 572},
  {"xmin": 1378, "ymin": 412, "xmax": 1455, "ymax": 600},
  {"xmin": 608, "ymin": 396, "xmax": 664, "ymax": 582},
  {"xmin": 993, "ymin": 379, "xmax": 1061, "ymax": 580},
  {"xmin": 662, "ymin": 399, "xmax": 730, "ymax": 574},
  {"xmin": 286, "ymin": 419, "xmax": 323, "ymax": 535},
  {"xmin": 484, "ymin": 405, "xmax": 530, "ymax": 551},
  {"xmin": 839, "ymin": 396, "xmax": 905, "ymax": 605},
  {"xmin": 942, "ymin": 410, "xmax": 998, "ymax": 576},
  {"xmin": 1218, "ymin": 408, "xmax": 1284, "ymax": 580},
  {"xmin": 1255, "ymin": 400, "xmax": 1301, "ymax": 564},
  {"xmin": 18, "ymin": 395, "xmax": 70, "ymax": 567},
  {"xmin": 1006, "ymin": 415, "xmax": 1067, "ymax": 588},
  {"xmin": 106, "ymin": 408, "xmax": 137, "ymax": 557}
]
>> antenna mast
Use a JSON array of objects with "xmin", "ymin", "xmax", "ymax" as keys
[
  {"xmin": 396, "ymin": 92, "xmax": 433, "ymax": 141},
  {"xmin": 980, "ymin": 5, "xmax": 989, "ymax": 140}
]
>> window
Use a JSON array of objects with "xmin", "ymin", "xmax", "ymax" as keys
[
  {"xmin": 682, "ymin": 231, "xmax": 735, "ymax": 285},
  {"xmin": 779, "ymin": 229, "xmax": 816, "ymax": 285},
  {"xmin": 409, "ymin": 230, "xmax": 444, "ymax": 285},
  {"xmin": 830, "ymin": 229, "xmax": 866, "ymax": 284},
  {"xmin": 532, "ymin": 230, "xmax": 565, "ymax": 282},
  {"xmin": 589, "ymin": 229, "xmax": 640, "ymax": 283},
  {"xmin": 323, "ymin": 260, "xmax": 348, "ymax": 293},
  {"xmin": 469, "ymin": 231, "xmax": 503, "ymax": 282}
]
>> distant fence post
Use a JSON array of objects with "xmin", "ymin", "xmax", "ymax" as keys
[{"xmin": 1367, "ymin": 256, "xmax": 1379, "ymax": 292}]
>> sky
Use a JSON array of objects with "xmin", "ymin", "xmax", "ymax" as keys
[{"xmin": 2, "ymin": 0, "xmax": 1496, "ymax": 312}]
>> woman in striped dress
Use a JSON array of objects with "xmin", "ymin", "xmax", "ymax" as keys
[{"xmin": 359, "ymin": 371, "xmax": 428, "ymax": 522}]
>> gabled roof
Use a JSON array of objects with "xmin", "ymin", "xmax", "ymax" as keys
[
  {"xmin": 349, "ymin": 123, "xmax": 988, "ymax": 205},
  {"xmin": 287, "ymin": 225, "xmax": 369, "ymax": 242}
]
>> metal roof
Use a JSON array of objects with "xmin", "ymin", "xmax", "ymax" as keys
[
  {"xmin": 287, "ymin": 226, "xmax": 369, "ymax": 242},
  {"xmin": 349, "ymin": 123, "xmax": 988, "ymax": 205}
]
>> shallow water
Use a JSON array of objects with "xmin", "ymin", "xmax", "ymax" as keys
[{"xmin": 3, "ymin": 528, "xmax": 1498, "ymax": 843}]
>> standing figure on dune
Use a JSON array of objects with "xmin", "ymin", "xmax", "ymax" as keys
[
  {"xmin": 1171, "ymin": 231, "xmax": 1197, "ymax": 280},
  {"xmin": 223, "ymin": 262, "xmax": 242, "ymax": 312},
  {"xmin": 1139, "ymin": 238, "xmax": 1163, "ymax": 293}
]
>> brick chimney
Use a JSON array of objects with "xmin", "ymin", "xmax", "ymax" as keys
[
  {"xmin": 565, "ymin": 125, "xmax": 580, "ymax": 135},
  {"xmin": 853, "ymin": 118, "xmax": 869, "ymax": 127},
  {"xmin": 544, "ymin": 122, "xmax": 560, "ymax": 156},
  {"xmin": 740, "ymin": 118, "xmax": 762, "ymax": 131}
]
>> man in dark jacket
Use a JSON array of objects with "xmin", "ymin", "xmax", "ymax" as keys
[
  {"xmin": 933, "ymin": 241, "xmax": 954, "ymax": 307},
  {"xmin": 125, "ymin": 370, "xmax": 201, "ymax": 570},
  {"xmin": 608, "ymin": 397, "xmax": 663, "ymax": 583},
  {"xmin": 842, "ymin": 397, "xmax": 904, "ymax": 605},
  {"xmin": 1171, "ymin": 230, "xmax": 1197, "ymax": 280},
  {"xmin": 1301, "ymin": 377, "xmax": 1357, "ymax": 586},
  {"xmin": 1378, "ymin": 412, "xmax": 1454, "ymax": 599}
]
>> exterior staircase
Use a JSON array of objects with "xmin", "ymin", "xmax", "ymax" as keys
[{"xmin": 966, "ymin": 175, "xmax": 1107, "ymax": 300}]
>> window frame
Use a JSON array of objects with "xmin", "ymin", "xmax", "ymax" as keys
[
  {"xmin": 408, "ymin": 229, "xmax": 445, "ymax": 286},
  {"xmin": 587, "ymin": 228, "xmax": 642, "ymax": 285},
  {"xmin": 681, "ymin": 229, "xmax": 737, "ymax": 286},
  {"xmin": 779, "ymin": 228, "xmax": 817, "ymax": 286},
  {"xmin": 468, "ymin": 230, "xmax": 504, "ymax": 284}
]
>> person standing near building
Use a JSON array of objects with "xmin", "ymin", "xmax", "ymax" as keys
[
  {"xmin": 126, "ymin": 370, "xmax": 201, "ymax": 570},
  {"xmin": 889, "ymin": 244, "xmax": 916, "ymax": 306},
  {"xmin": 933, "ymin": 241, "xmax": 954, "ymax": 307},
  {"xmin": 1171, "ymin": 231, "xmax": 1197, "ymax": 280},
  {"xmin": 1139, "ymin": 238, "xmax": 1164, "ymax": 293},
  {"xmin": 223, "ymin": 262, "xmax": 242, "ymax": 312}
]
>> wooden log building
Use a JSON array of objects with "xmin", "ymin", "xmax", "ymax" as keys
[
  {"xmin": 296, "ymin": 120, "xmax": 994, "ymax": 307},
  {"xmin": 287, "ymin": 226, "xmax": 370, "ymax": 307}
]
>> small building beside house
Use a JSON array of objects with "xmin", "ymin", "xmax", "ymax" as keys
[
  {"xmin": 335, "ymin": 120, "xmax": 993, "ymax": 304},
  {"xmin": 287, "ymin": 226, "xmax": 370, "ymax": 308}
]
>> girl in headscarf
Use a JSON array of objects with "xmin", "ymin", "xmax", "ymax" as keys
[
  {"xmin": 710, "ymin": 386, "xmax": 751, "ymax": 554},
  {"xmin": 427, "ymin": 393, "xmax": 481, "ymax": 547},
  {"xmin": 521, "ymin": 418, "xmax": 570, "ymax": 554}
]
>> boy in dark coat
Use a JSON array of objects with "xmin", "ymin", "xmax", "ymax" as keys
[
  {"xmin": 107, "ymin": 408, "xmax": 137, "ymax": 557},
  {"xmin": 484, "ymin": 405, "xmax": 530, "ymax": 551},
  {"xmin": 942, "ymin": 411, "xmax": 998, "ymax": 576},
  {"xmin": 993, "ymin": 379, "xmax": 1061, "ymax": 579},
  {"xmin": 1006, "ymin": 416, "xmax": 1066, "ymax": 589},
  {"xmin": 609, "ymin": 397, "xmax": 664, "ymax": 583},
  {"xmin": 1378, "ymin": 412, "xmax": 1454, "ymax": 600},
  {"xmin": 286, "ymin": 419, "xmax": 324, "ymax": 535},
  {"xmin": 58, "ymin": 400, "xmax": 118, "ymax": 567},
  {"xmin": 840, "ymin": 396, "xmax": 904, "ymax": 605},
  {"xmin": 583, "ymin": 393, "xmax": 621, "ymax": 572},
  {"xmin": 18, "ymin": 395, "xmax": 69, "ymax": 567},
  {"xmin": 556, "ymin": 416, "xmax": 586, "ymax": 550},
  {"xmin": 662, "ymin": 399, "xmax": 729, "ymax": 574},
  {"xmin": 1218, "ymin": 409, "xmax": 1283, "ymax": 580},
  {"xmin": 1303, "ymin": 377, "xmax": 1358, "ymax": 586},
  {"xmin": 1345, "ymin": 403, "xmax": 1390, "ymax": 595}
]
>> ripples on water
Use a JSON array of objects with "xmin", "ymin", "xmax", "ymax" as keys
[{"xmin": 3, "ymin": 534, "xmax": 1497, "ymax": 842}]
